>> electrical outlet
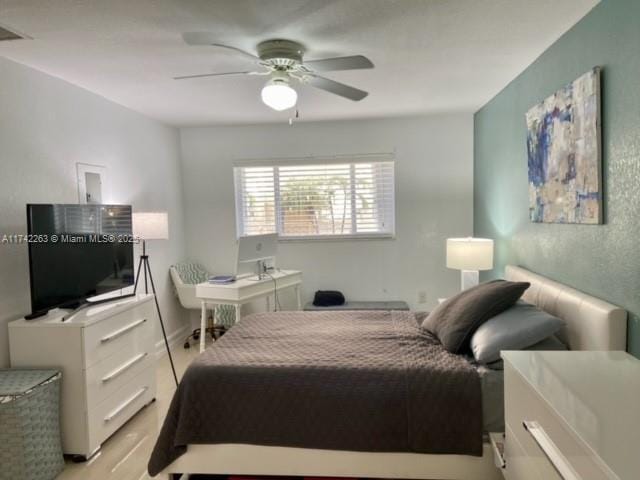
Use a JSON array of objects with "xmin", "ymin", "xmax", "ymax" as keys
[{"xmin": 418, "ymin": 290, "xmax": 427, "ymax": 304}]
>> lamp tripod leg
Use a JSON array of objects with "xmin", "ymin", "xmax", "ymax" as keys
[
  {"xmin": 145, "ymin": 257, "xmax": 179, "ymax": 387},
  {"xmin": 133, "ymin": 255, "xmax": 144, "ymax": 294},
  {"xmin": 142, "ymin": 240, "xmax": 149, "ymax": 294}
]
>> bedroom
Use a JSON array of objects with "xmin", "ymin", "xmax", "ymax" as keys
[{"xmin": 0, "ymin": 1, "xmax": 638, "ymax": 479}]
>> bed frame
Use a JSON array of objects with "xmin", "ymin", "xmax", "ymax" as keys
[{"xmin": 162, "ymin": 265, "xmax": 627, "ymax": 480}]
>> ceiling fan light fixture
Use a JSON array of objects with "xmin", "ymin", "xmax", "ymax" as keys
[{"xmin": 261, "ymin": 79, "xmax": 297, "ymax": 111}]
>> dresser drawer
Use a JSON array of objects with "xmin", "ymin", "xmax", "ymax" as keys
[
  {"xmin": 85, "ymin": 338, "xmax": 155, "ymax": 406},
  {"xmin": 504, "ymin": 424, "xmax": 546, "ymax": 480},
  {"xmin": 87, "ymin": 366, "xmax": 156, "ymax": 452},
  {"xmin": 83, "ymin": 301, "xmax": 154, "ymax": 367},
  {"xmin": 505, "ymin": 364, "xmax": 612, "ymax": 480}
]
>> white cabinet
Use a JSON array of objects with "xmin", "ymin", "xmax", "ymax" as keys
[
  {"xmin": 502, "ymin": 351, "xmax": 638, "ymax": 480},
  {"xmin": 9, "ymin": 294, "xmax": 157, "ymax": 459}
]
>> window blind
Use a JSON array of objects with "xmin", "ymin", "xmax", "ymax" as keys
[
  {"xmin": 52, "ymin": 205, "xmax": 132, "ymax": 234},
  {"xmin": 234, "ymin": 156, "xmax": 395, "ymax": 239}
]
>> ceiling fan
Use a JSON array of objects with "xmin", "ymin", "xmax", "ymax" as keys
[{"xmin": 175, "ymin": 33, "xmax": 374, "ymax": 111}]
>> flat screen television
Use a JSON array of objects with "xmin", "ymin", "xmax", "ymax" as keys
[{"xmin": 27, "ymin": 204, "xmax": 135, "ymax": 316}]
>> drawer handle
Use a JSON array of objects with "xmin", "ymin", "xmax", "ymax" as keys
[
  {"xmin": 104, "ymin": 386, "xmax": 148, "ymax": 423},
  {"xmin": 523, "ymin": 421, "xmax": 580, "ymax": 480},
  {"xmin": 100, "ymin": 318, "xmax": 147, "ymax": 343},
  {"xmin": 101, "ymin": 353, "xmax": 148, "ymax": 383}
]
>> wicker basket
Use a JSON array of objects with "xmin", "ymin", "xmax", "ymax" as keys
[{"xmin": 0, "ymin": 369, "xmax": 64, "ymax": 480}]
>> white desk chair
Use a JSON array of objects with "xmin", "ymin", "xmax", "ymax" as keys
[{"xmin": 170, "ymin": 262, "xmax": 230, "ymax": 348}]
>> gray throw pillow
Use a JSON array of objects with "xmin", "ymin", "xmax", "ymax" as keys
[
  {"xmin": 471, "ymin": 301, "xmax": 565, "ymax": 364},
  {"xmin": 485, "ymin": 334, "xmax": 568, "ymax": 370},
  {"xmin": 423, "ymin": 280, "xmax": 530, "ymax": 353}
]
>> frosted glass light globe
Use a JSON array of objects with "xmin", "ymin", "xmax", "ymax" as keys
[{"xmin": 261, "ymin": 82, "xmax": 297, "ymax": 111}]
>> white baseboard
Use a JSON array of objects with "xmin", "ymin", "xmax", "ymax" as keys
[{"xmin": 155, "ymin": 324, "xmax": 190, "ymax": 358}]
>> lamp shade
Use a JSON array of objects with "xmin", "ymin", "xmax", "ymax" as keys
[
  {"xmin": 133, "ymin": 212, "xmax": 169, "ymax": 240},
  {"xmin": 446, "ymin": 237, "xmax": 493, "ymax": 271}
]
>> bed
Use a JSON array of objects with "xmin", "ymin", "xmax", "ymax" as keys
[{"xmin": 151, "ymin": 265, "xmax": 627, "ymax": 480}]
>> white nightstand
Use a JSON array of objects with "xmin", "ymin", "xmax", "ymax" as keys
[{"xmin": 502, "ymin": 350, "xmax": 638, "ymax": 480}]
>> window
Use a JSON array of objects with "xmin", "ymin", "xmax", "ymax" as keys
[{"xmin": 234, "ymin": 155, "xmax": 395, "ymax": 239}]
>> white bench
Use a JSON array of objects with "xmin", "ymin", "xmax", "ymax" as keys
[{"xmin": 303, "ymin": 301, "xmax": 409, "ymax": 311}]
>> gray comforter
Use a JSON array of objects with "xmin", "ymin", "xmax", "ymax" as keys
[{"xmin": 148, "ymin": 310, "xmax": 482, "ymax": 476}]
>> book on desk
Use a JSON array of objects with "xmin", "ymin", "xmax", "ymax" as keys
[{"xmin": 209, "ymin": 275, "xmax": 236, "ymax": 285}]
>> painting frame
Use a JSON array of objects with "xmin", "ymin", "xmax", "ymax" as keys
[{"xmin": 526, "ymin": 67, "xmax": 602, "ymax": 224}]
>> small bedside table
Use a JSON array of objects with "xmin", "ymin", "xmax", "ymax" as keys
[{"xmin": 502, "ymin": 350, "xmax": 639, "ymax": 479}]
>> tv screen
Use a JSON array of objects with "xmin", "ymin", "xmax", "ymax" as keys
[{"xmin": 27, "ymin": 204, "xmax": 135, "ymax": 313}]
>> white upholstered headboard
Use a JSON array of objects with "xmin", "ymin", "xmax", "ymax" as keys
[{"xmin": 504, "ymin": 265, "xmax": 627, "ymax": 351}]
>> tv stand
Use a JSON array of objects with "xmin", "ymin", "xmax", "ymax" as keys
[{"xmin": 8, "ymin": 294, "xmax": 157, "ymax": 458}]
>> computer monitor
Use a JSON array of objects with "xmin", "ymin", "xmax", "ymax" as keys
[{"xmin": 236, "ymin": 233, "xmax": 278, "ymax": 279}]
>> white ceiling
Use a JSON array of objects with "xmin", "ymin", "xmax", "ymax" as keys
[{"xmin": 0, "ymin": 0, "xmax": 598, "ymax": 127}]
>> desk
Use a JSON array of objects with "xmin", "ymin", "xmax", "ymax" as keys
[{"xmin": 195, "ymin": 270, "xmax": 303, "ymax": 352}]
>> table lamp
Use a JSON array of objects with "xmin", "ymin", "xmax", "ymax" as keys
[
  {"xmin": 446, "ymin": 237, "xmax": 494, "ymax": 291},
  {"xmin": 132, "ymin": 212, "xmax": 177, "ymax": 386}
]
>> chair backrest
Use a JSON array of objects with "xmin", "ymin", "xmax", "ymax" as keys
[
  {"xmin": 171, "ymin": 262, "xmax": 209, "ymax": 285},
  {"xmin": 170, "ymin": 262, "xmax": 210, "ymax": 310}
]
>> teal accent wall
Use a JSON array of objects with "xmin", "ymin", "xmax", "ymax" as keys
[{"xmin": 474, "ymin": 0, "xmax": 640, "ymax": 357}]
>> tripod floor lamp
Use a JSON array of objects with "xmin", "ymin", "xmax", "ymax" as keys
[{"xmin": 132, "ymin": 212, "xmax": 178, "ymax": 387}]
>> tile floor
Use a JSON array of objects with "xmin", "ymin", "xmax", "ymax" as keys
[{"xmin": 57, "ymin": 341, "xmax": 199, "ymax": 480}]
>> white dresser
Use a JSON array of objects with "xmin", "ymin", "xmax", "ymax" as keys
[
  {"xmin": 502, "ymin": 350, "xmax": 639, "ymax": 480},
  {"xmin": 9, "ymin": 294, "xmax": 157, "ymax": 460}
]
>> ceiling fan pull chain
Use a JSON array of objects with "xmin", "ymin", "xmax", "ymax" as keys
[{"xmin": 288, "ymin": 109, "xmax": 300, "ymax": 126}]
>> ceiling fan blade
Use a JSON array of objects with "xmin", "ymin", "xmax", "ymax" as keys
[
  {"xmin": 182, "ymin": 33, "xmax": 260, "ymax": 61},
  {"xmin": 173, "ymin": 71, "xmax": 257, "ymax": 80},
  {"xmin": 305, "ymin": 75, "xmax": 368, "ymax": 101},
  {"xmin": 303, "ymin": 55, "xmax": 374, "ymax": 72}
]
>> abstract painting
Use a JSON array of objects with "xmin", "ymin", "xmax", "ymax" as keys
[{"xmin": 526, "ymin": 67, "xmax": 602, "ymax": 224}]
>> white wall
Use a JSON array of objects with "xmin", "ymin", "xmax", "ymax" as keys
[
  {"xmin": 179, "ymin": 114, "xmax": 473, "ymax": 314},
  {"xmin": 0, "ymin": 57, "xmax": 188, "ymax": 367}
]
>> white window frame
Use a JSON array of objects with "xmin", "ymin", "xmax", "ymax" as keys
[{"xmin": 233, "ymin": 154, "xmax": 396, "ymax": 241}]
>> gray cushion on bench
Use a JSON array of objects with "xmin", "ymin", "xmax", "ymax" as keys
[{"xmin": 304, "ymin": 301, "xmax": 410, "ymax": 311}]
